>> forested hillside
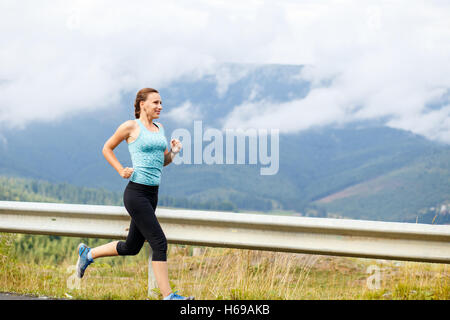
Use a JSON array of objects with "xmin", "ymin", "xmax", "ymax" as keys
[{"xmin": 0, "ymin": 176, "xmax": 238, "ymax": 212}]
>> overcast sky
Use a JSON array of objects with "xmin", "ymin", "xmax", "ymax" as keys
[{"xmin": 1, "ymin": 0, "xmax": 449, "ymax": 143}]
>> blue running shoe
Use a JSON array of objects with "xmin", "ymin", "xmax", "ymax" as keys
[
  {"xmin": 76, "ymin": 243, "xmax": 93, "ymax": 279},
  {"xmin": 163, "ymin": 291, "xmax": 195, "ymax": 300}
]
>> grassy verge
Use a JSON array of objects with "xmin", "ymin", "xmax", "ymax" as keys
[{"xmin": 0, "ymin": 234, "xmax": 448, "ymax": 300}]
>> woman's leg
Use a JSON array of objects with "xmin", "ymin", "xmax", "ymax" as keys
[
  {"xmin": 129, "ymin": 207, "xmax": 171, "ymax": 297},
  {"xmin": 123, "ymin": 185, "xmax": 171, "ymax": 297},
  {"xmin": 91, "ymin": 219, "xmax": 145, "ymax": 259},
  {"xmin": 152, "ymin": 261, "xmax": 171, "ymax": 297},
  {"xmin": 90, "ymin": 240, "xmax": 119, "ymax": 259}
]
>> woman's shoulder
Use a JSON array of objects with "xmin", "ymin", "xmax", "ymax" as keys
[
  {"xmin": 122, "ymin": 119, "xmax": 138, "ymax": 129},
  {"xmin": 121, "ymin": 120, "xmax": 138, "ymax": 127},
  {"xmin": 155, "ymin": 122, "xmax": 164, "ymax": 129},
  {"xmin": 116, "ymin": 120, "xmax": 138, "ymax": 134}
]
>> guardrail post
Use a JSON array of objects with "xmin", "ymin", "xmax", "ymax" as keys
[
  {"xmin": 147, "ymin": 246, "xmax": 158, "ymax": 298},
  {"xmin": 192, "ymin": 246, "xmax": 205, "ymax": 256}
]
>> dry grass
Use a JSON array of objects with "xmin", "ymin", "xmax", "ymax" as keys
[
  {"xmin": 169, "ymin": 247, "xmax": 320, "ymax": 300},
  {"xmin": 1, "ymin": 240, "xmax": 448, "ymax": 300}
]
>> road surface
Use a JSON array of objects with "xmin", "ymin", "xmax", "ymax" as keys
[{"xmin": 0, "ymin": 292, "xmax": 60, "ymax": 300}]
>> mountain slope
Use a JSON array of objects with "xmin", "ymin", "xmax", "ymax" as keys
[
  {"xmin": 0, "ymin": 63, "xmax": 449, "ymax": 222},
  {"xmin": 314, "ymin": 148, "xmax": 450, "ymax": 223}
]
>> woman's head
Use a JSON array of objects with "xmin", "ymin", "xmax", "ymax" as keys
[{"xmin": 134, "ymin": 88, "xmax": 162, "ymax": 119}]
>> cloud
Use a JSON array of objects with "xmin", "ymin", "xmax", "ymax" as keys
[
  {"xmin": 214, "ymin": 64, "xmax": 256, "ymax": 98},
  {"xmin": 221, "ymin": 0, "xmax": 450, "ymax": 143},
  {"xmin": 0, "ymin": 1, "xmax": 214, "ymax": 129},
  {"xmin": 386, "ymin": 105, "xmax": 450, "ymax": 143},
  {"xmin": 0, "ymin": 133, "xmax": 7, "ymax": 146},
  {"xmin": 0, "ymin": 0, "xmax": 449, "ymax": 143},
  {"xmin": 0, "ymin": 0, "xmax": 287, "ymax": 130},
  {"xmin": 165, "ymin": 101, "xmax": 203, "ymax": 125}
]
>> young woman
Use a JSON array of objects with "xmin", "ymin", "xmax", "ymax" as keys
[{"xmin": 75, "ymin": 88, "xmax": 194, "ymax": 300}]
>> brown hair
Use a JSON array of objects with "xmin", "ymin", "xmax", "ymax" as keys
[{"xmin": 134, "ymin": 88, "xmax": 159, "ymax": 119}]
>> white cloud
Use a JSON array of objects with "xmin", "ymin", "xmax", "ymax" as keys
[
  {"xmin": 165, "ymin": 101, "xmax": 203, "ymax": 125},
  {"xmin": 0, "ymin": 0, "xmax": 449, "ymax": 143},
  {"xmin": 386, "ymin": 105, "xmax": 450, "ymax": 143},
  {"xmin": 214, "ymin": 64, "xmax": 256, "ymax": 98},
  {"xmin": 0, "ymin": 0, "xmax": 289, "ymax": 130},
  {"xmin": 0, "ymin": 133, "xmax": 7, "ymax": 147},
  {"xmin": 221, "ymin": 0, "xmax": 450, "ymax": 143}
]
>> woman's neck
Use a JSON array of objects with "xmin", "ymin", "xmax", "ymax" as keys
[{"xmin": 139, "ymin": 116, "xmax": 154, "ymax": 126}]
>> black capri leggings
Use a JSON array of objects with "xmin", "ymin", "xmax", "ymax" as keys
[{"xmin": 116, "ymin": 181, "xmax": 167, "ymax": 261}]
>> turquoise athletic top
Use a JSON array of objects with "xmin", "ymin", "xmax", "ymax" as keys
[{"xmin": 128, "ymin": 119, "xmax": 168, "ymax": 186}]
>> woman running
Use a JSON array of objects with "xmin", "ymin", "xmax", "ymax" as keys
[{"xmin": 75, "ymin": 88, "xmax": 194, "ymax": 300}]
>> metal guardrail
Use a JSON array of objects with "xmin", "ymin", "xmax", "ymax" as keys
[
  {"xmin": 1, "ymin": 200, "xmax": 449, "ymax": 264},
  {"xmin": 1, "ymin": 200, "xmax": 449, "ymax": 297}
]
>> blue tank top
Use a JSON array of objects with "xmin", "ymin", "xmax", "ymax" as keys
[{"xmin": 128, "ymin": 119, "xmax": 168, "ymax": 186}]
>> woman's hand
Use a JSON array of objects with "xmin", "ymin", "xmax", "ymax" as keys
[
  {"xmin": 164, "ymin": 139, "xmax": 182, "ymax": 166},
  {"xmin": 120, "ymin": 167, "xmax": 134, "ymax": 179},
  {"xmin": 170, "ymin": 139, "xmax": 182, "ymax": 154}
]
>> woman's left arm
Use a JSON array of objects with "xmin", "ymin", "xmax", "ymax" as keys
[{"xmin": 158, "ymin": 122, "xmax": 182, "ymax": 166}]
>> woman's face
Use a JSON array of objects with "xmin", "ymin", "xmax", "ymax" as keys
[{"xmin": 141, "ymin": 92, "xmax": 162, "ymax": 119}]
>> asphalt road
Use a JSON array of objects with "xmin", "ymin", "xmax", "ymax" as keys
[{"xmin": 0, "ymin": 292, "xmax": 58, "ymax": 300}]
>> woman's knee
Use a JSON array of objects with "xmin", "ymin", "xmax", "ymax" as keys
[
  {"xmin": 150, "ymin": 236, "xmax": 168, "ymax": 261},
  {"xmin": 116, "ymin": 241, "xmax": 142, "ymax": 256},
  {"xmin": 151, "ymin": 249, "xmax": 167, "ymax": 261}
]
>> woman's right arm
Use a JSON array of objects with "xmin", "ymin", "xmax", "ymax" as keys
[{"xmin": 102, "ymin": 120, "xmax": 135, "ymax": 179}]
